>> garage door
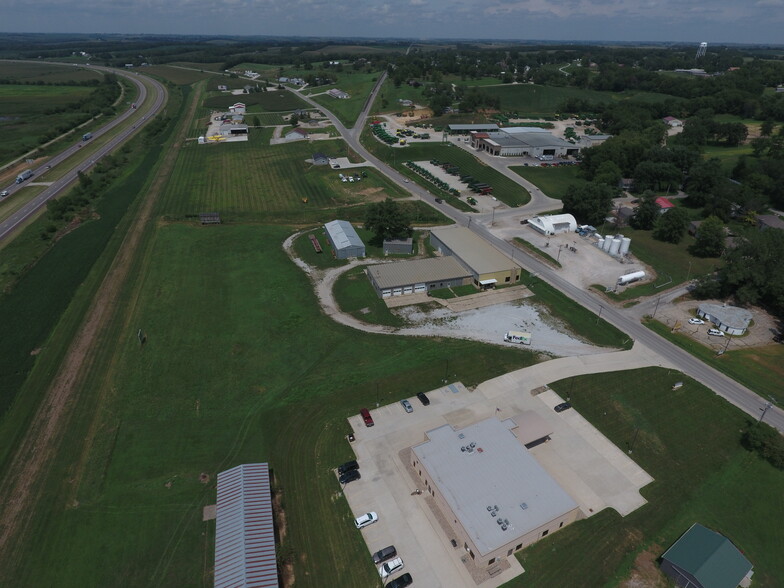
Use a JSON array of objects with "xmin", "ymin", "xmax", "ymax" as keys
[
  {"xmin": 414, "ymin": 283, "xmax": 426, "ymax": 293},
  {"xmin": 403, "ymin": 286, "xmax": 413, "ymax": 295},
  {"xmin": 382, "ymin": 290, "xmax": 391, "ymax": 298},
  {"xmin": 392, "ymin": 288, "xmax": 402, "ymax": 296}
]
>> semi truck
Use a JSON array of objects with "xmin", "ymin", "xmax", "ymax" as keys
[
  {"xmin": 16, "ymin": 169, "xmax": 33, "ymax": 183},
  {"xmin": 504, "ymin": 331, "xmax": 532, "ymax": 345},
  {"xmin": 82, "ymin": 132, "xmax": 93, "ymax": 141}
]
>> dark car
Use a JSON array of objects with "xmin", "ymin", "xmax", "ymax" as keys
[
  {"xmin": 416, "ymin": 392, "xmax": 430, "ymax": 406},
  {"xmin": 339, "ymin": 470, "xmax": 361, "ymax": 484},
  {"xmin": 372, "ymin": 545, "xmax": 397, "ymax": 564},
  {"xmin": 387, "ymin": 573, "xmax": 413, "ymax": 588},
  {"xmin": 434, "ymin": 198, "xmax": 443, "ymax": 203},
  {"xmin": 360, "ymin": 407, "xmax": 374, "ymax": 427},
  {"xmin": 338, "ymin": 460, "xmax": 359, "ymax": 475},
  {"xmin": 554, "ymin": 402, "xmax": 572, "ymax": 413}
]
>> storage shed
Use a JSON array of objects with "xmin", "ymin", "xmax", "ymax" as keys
[
  {"xmin": 383, "ymin": 237, "xmax": 413, "ymax": 255},
  {"xmin": 528, "ymin": 214, "xmax": 578, "ymax": 236},
  {"xmin": 324, "ymin": 220, "xmax": 365, "ymax": 259},
  {"xmin": 696, "ymin": 303, "xmax": 753, "ymax": 336}
]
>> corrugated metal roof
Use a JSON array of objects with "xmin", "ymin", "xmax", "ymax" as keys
[
  {"xmin": 431, "ymin": 227, "xmax": 519, "ymax": 276},
  {"xmin": 448, "ymin": 124, "xmax": 500, "ymax": 131},
  {"xmin": 215, "ymin": 463, "xmax": 279, "ymax": 588},
  {"xmin": 367, "ymin": 256, "xmax": 470, "ymax": 289},
  {"xmin": 324, "ymin": 220, "xmax": 365, "ymax": 252},
  {"xmin": 412, "ymin": 418, "xmax": 578, "ymax": 556}
]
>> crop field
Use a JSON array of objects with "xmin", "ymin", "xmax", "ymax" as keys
[
  {"xmin": 142, "ymin": 65, "xmax": 218, "ymax": 85},
  {"xmin": 203, "ymin": 90, "xmax": 310, "ymax": 112},
  {"xmin": 510, "ymin": 164, "xmax": 587, "ymax": 200},
  {"xmin": 170, "ymin": 61, "xmax": 226, "ymax": 72},
  {"xmin": 0, "ymin": 62, "xmax": 103, "ymax": 84},
  {"xmin": 702, "ymin": 144, "xmax": 753, "ymax": 172},
  {"xmin": 158, "ymin": 131, "xmax": 409, "ymax": 223},
  {"xmin": 0, "ymin": 223, "xmax": 538, "ymax": 586},
  {"xmin": 512, "ymin": 367, "xmax": 784, "ymax": 588},
  {"xmin": 308, "ymin": 71, "xmax": 382, "ymax": 126}
]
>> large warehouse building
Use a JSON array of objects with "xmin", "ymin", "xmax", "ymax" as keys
[
  {"xmin": 411, "ymin": 417, "xmax": 581, "ymax": 568},
  {"xmin": 324, "ymin": 220, "xmax": 365, "ymax": 259},
  {"xmin": 430, "ymin": 226, "xmax": 521, "ymax": 288},
  {"xmin": 366, "ymin": 256, "xmax": 471, "ymax": 298},
  {"xmin": 470, "ymin": 128, "xmax": 579, "ymax": 158}
]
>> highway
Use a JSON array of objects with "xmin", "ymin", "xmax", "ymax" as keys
[
  {"xmin": 291, "ymin": 82, "xmax": 784, "ymax": 432},
  {"xmin": 0, "ymin": 64, "xmax": 167, "ymax": 243}
]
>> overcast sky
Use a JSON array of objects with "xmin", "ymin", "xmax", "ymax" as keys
[{"xmin": 3, "ymin": 0, "xmax": 783, "ymax": 45}]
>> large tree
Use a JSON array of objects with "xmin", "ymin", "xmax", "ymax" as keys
[
  {"xmin": 561, "ymin": 182, "xmax": 615, "ymax": 226},
  {"xmin": 364, "ymin": 198, "xmax": 412, "ymax": 245},
  {"xmin": 630, "ymin": 191, "xmax": 659, "ymax": 230},
  {"xmin": 690, "ymin": 215, "xmax": 725, "ymax": 257},
  {"xmin": 653, "ymin": 207, "xmax": 690, "ymax": 244}
]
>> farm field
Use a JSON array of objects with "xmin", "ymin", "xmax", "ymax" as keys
[
  {"xmin": 512, "ymin": 367, "xmax": 784, "ymax": 588},
  {"xmin": 0, "ymin": 61, "xmax": 103, "ymax": 84},
  {"xmin": 142, "ymin": 65, "xmax": 219, "ymax": 85},
  {"xmin": 170, "ymin": 61, "xmax": 226, "ymax": 72},
  {"xmin": 203, "ymin": 89, "xmax": 310, "ymax": 112},
  {"xmin": 158, "ymin": 130, "xmax": 410, "ymax": 223},
  {"xmin": 308, "ymin": 71, "xmax": 383, "ymax": 126},
  {"xmin": 0, "ymin": 223, "xmax": 539, "ymax": 587},
  {"xmin": 510, "ymin": 164, "xmax": 588, "ymax": 200}
]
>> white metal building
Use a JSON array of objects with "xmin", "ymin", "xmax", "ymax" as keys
[
  {"xmin": 697, "ymin": 303, "xmax": 753, "ymax": 336},
  {"xmin": 214, "ymin": 463, "xmax": 279, "ymax": 588},
  {"xmin": 528, "ymin": 214, "xmax": 578, "ymax": 236},
  {"xmin": 324, "ymin": 220, "xmax": 365, "ymax": 259}
]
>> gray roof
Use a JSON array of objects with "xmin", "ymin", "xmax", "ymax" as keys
[
  {"xmin": 324, "ymin": 220, "xmax": 364, "ymax": 252},
  {"xmin": 757, "ymin": 214, "xmax": 784, "ymax": 230},
  {"xmin": 215, "ymin": 463, "xmax": 279, "ymax": 588},
  {"xmin": 449, "ymin": 124, "xmax": 500, "ymax": 131},
  {"xmin": 367, "ymin": 256, "xmax": 469, "ymax": 289},
  {"xmin": 502, "ymin": 126, "xmax": 550, "ymax": 134},
  {"xmin": 697, "ymin": 303, "xmax": 753, "ymax": 330},
  {"xmin": 499, "ymin": 130, "xmax": 573, "ymax": 148},
  {"xmin": 413, "ymin": 418, "xmax": 578, "ymax": 555},
  {"xmin": 431, "ymin": 227, "xmax": 519, "ymax": 276}
]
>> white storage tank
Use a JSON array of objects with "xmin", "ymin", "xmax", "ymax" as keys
[
  {"xmin": 596, "ymin": 236, "xmax": 605, "ymax": 249},
  {"xmin": 602, "ymin": 236, "xmax": 613, "ymax": 251},
  {"xmin": 617, "ymin": 270, "xmax": 646, "ymax": 285},
  {"xmin": 620, "ymin": 237, "xmax": 631, "ymax": 255},
  {"xmin": 609, "ymin": 237, "xmax": 622, "ymax": 255}
]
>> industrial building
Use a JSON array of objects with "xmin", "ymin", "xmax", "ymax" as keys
[
  {"xmin": 430, "ymin": 226, "xmax": 520, "ymax": 288},
  {"xmin": 383, "ymin": 237, "xmax": 413, "ymax": 255},
  {"xmin": 528, "ymin": 214, "xmax": 577, "ymax": 236},
  {"xmin": 411, "ymin": 416, "xmax": 581, "ymax": 568},
  {"xmin": 448, "ymin": 123, "xmax": 500, "ymax": 134},
  {"xmin": 324, "ymin": 220, "xmax": 365, "ymax": 259},
  {"xmin": 660, "ymin": 523, "xmax": 752, "ymax": 588},
  {"xmin": 214, "ymin": 463, "xmax": 279, "ymax": 588},
  {"xmin": 696, "ymin": 303, "xmax": 753, "ymax": 336},
  {"xmin": 366, "ymin": 256, "xmax": 471, "ymax": 298},
  {"xmin": 470, "ymin": 129, "xmax": 579, "ymax": 158}
]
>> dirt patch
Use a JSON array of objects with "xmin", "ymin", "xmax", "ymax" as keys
[
  {"xmin": 272, "ymin": 482, "xmax": 295, "ymax": 588},
  {"xmin": 621, "ymin": 544, "xmax": 668, "ymax": 588},
  {"xmin": 30, "ymin": 348, "xmax": 42, "ymax": 356},
  {"xmin": 199, "ymin": 472, "xmax": 210, "ymax": 484}
]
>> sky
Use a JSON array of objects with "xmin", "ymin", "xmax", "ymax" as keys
[{"xmin": 3, "ymin": 0, "xmax": 784, "ymax": 45}]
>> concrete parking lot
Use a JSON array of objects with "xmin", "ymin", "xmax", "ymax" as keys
[{"xmin": 341, "ymin": 347, "xmax": 657, "ymax": 587}]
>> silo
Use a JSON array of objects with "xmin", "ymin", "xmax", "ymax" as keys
[
  {"xmin": 620, "ymin": 237, "xmax": 631, "ymax": 255},
  {"xmin": 602, "ymin": 236, "xmax": 613, "ymax": 251},
  {"xmin": 609, "ymin": 237, "xmax": 622, "ymax": 255},
  {"xmin": 596, "ymin": 236, "xmax": 605, "ymax": 249}
]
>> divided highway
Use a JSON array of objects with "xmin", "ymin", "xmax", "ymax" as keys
[
  {"xmin": 292, "ymin": 84, "xmax": 784, "ymax": 432},
  {"xmin": 0, "ymin": 64, "xmax": 167, "ymax": 243}
]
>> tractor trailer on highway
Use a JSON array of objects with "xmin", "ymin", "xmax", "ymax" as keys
[{"xmin": 16, "ymin": 170, "xmax": 33, "ymax": 183}]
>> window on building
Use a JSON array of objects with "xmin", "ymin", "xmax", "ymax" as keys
[
  {"xmin": 489, "ymin": 558, "xmax": 496, "ymax": 565},
  {"xmin": 505, "ymin": 276, "xmax": 510, "ymax": 282},
  {"xmin": 542, "ymin": 529, "xmax": 549, "ymax": 537},
  {"xmin": 516, "ymin": 544, "xmax": 522, "ymax": 551}
]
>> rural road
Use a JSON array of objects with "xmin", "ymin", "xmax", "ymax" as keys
[
  {"xmin": 290, "ymin": 86, "xmax": 784, "ymax": 432},
  {"xmin": 0, "ymin": 63, "xmax": 167, "ymax": 243}
]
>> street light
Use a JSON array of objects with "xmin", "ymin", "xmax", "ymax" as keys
[{"xmin": 758, "ymin": 397, "xmax": 777, "ymax": 424}]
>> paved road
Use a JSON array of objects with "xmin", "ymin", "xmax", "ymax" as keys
[
  {"xmin": 290, "ymin": 86, "xmax": 784, "ymax": 432},
  {"xmin": 0, "ymin": 64, "xmax": 167, "ymax": 243}
]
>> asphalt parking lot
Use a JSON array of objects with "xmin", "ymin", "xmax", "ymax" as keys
[{"xmin": 340, "ymin": 350, "xmax": 655, "ymax": 587}]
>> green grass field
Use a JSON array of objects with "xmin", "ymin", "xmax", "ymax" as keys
[
  {"xmin": 203, "ymin": 90, "xmax": 310, "ymax": 113},
  {"xmin": 511, "ymin": 367, "xmax": 784, "ymax": 588},
  {"xmin": 0, "ymin": 62, "xmax": 103, "ymax": 84},
  {"xmin": 374, "ymin": 79, "xmax": 428, "ymax": 114},
  {"xmin": 308, "ymin": 71, "xmax": 383, "ymax": 127},
  {"xmin": 702, "ymin": 144, "xmax": 754, "ymax": 172},
  {"xmin": 510, "ymin": 165, "xmax": 588, "ymax": 200},
  {"xmin": 141, "ymin": 65, "xmax": 219, "ymax": 85}
]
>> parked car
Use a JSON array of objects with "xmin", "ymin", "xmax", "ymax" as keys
[
  {"xmin": 379, "ymin": 557, "xmax": 405, "ymax": 580},
  {"xmin": 554, "ymin": 402, "xmax": 572, "ymax": 413},
  {"xmin": 354, "ymin": 512, "xmax": 378, "ymax": 529},
  {"xmin": 416, "ymin": 392, "xmax": 430, "ymax": 406},
  {"xmin": 338, "ymin": 460, "xmax": 359, "ymax": 475},
  {"xmin": 688, "ymin": 318, "xmax": 705, "ymax": 325},
  {"xmin": 372, "ymin": 545, "xmax": 397, "ymax": 564},
  {"xmin": 360, "ymin": 407, "xmax": 374, "ymax": 427},
  {"xmin": 339, "ymin": 470, "xmax": 361, "ymax": 484},
  {"xmin": 708, "ymin": 329, "xmax": 725, "ymax": 337},
  {"xmin": 400, "ymin": 399, "xmax": 413, "ymax": 413},
  {"xmin": 387, "ymin": 573, "xmax": 413, "ymax": 588}
]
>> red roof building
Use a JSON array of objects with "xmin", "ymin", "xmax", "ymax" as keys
[{"xmin": 655, "ymin": 197, "xmax": 675, "ymax": 212}]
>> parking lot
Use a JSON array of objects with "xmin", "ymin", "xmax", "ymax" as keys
[{"xmin": 340, "ymin": 351, "xmax": 655, "ymax": 587}]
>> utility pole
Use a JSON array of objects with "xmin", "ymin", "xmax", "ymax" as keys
[
  {"xmin": 652, "ymin": 296, "xmax": 662, "ymax": 319},
  {"xmin": 596, "ymin": 304, "xmax": 603, "ymax": 325}
]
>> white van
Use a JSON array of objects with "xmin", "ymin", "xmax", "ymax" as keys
[
  {"xmin": 504, "ymin": 331, "xmax": 532, "ymax": 345},
  {"xmin": 707, "ymin": 329, "xmax": 725, "ymax": 337}
]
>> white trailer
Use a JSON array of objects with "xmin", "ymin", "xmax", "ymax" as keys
[
  {"xmin": 504, "ymin": 331, "xmax": 532, "ymax": 345},
  {"xmin": 16, "ymin": 169, "xmax": 33, "ymax": 183}
]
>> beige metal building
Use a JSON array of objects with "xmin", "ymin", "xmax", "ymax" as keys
[
  {"xmin": 411, "ymin": 416, "xmax": 582, "ymax": 568},
  {"xmin": 430, "ymin": 227, "xmax": 521, "ymax": 289},
  {"xmin": 366, "ymin": 256, "xmax": 470, "ymax": 297}
]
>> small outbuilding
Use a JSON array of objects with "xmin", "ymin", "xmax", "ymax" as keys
[
  {"xmin": 383, "ymin": 237, "xmax": 413, "ymax": 255},
  {"xmin": 324, "ymin": 220, "xmax": 365, "ymax": 259},
  {"xmin": 229, "ymin": 102, "xmax": 246, "ymax": 114},
  {"xmin": 312, "ymin": 153, "xmax": 330, "ymax": 166},
  {"xmin": 696, "ymin": 303, "xmax": 753, "ymax": 336},
  {"xmin": 528, "ymin": 214, "xmax": 578, "ymax": 236},
  {"xmin": 756, "ymin": 214, "xmax": 784, "ymax": 231},
  {"xmin": 660, "ymin": 523, "xmax": 753, "ymax": 588},
  {"xmin": 655, "ymin": 197, "xmax": 675, "ymax": 212},
  {"xmin": 663, "ymin": 116, "xmax": 683, "ymax": 127}
]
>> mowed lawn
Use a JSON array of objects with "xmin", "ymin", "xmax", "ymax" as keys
[
  {"xmin": 157, "ymin": 131, "xmax": 410, "ymax": 222},
  {"xmin": 510, "ymin": 368, "xmax": 784, "ymax": 588},
  {"xmin": 309, "ymin": 71, "xmax": 383, "ymax": 126},
  {"xmin": 203, "ymin": 90, "xmax": 311, "ymax": 113},
  {"xmin": 510, "ymin": 164, "xmax": 588, "ymax": 200},
  {"xmin": 142, "ymin": 65, "xmax": 219, "ymax": 85},
  {"xmin": 3, "ymin": 224, "xmax": 539, "ymax": 586}
]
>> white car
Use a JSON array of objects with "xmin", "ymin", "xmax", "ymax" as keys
[
  {"xmin": 379, "ymin": 557, "xmax": 404, "ymax": 579},
  {"xmin": 0, "ymin": 190, "xmax": 8, "ymax": 198},
  {"xmin": 707, "ymin": 329, "xmax": 725, "ymax": 337},
  {"xmin": 688, "ymin": 318, "xmax": 705, "ymax": 325},
  {"xmin": 354, "ymin": 512, "xmax": 378, "ymax": 529}
]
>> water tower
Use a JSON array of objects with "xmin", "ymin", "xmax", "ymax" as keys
[{"xmin": 696, "ymin": 42, "xmax": 708, "ymax": 59}]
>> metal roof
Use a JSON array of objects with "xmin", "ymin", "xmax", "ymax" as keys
[
  {"xmin": 215, "ymin": 463, "xmax": 279, "ymax": 588},
  {"xmin": 661, "ymin": 523, "xmax": 752, "ymax": 588},
  {"xmin": 324, "ymin": 220, "xmax": 365, "ymax": 252},
  {"xmin": 499, "ymin": 130, "xmax": 573, "ymax": 148},
  {"xmin": 431, "ymin": 227, "xmax": 520, "ymax": 276},
  {"xmin": 448, "ymin": 124, "xmax": 500, "ymax": 131},
  {"xmin": 367, "ymin": 256, "xmax": 469, "ymax": 289},
  {"xmin": 502, "ymin": 126, "xmax": 550, "ymax": 134},
  {"xmin": 412, "ymin": 418, "xmax": 578, "ymax": 556},
  {"xmin": 697, "ymin": 303, "xmax": 753, "ymax": 330}
]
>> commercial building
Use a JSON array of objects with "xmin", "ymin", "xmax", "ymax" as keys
[
  {"xmin": 528, "ymin": 214, "xmax": 577, "ymax": 236},
  {"xmin": 324, "ymin": 220, "xmax": 365, "ymax": 259},
  {"xmin": 660, "ymin": 523, "xmax": 753, "ymax": 588},
  {"xmin": 470, "ymin": 129, "xmax": 579, "ymax": 158},
  {"xmin": 696, "ymin": 303, "xmax": 753, "ymax": 336},
  {"xmin": 448, "ymin": 123, "xmax": 500, "ymax": 134},
  {"xmin": 430, "ymin": 226, "xmax": 520, "ymax": 288},
  {"xmin": 366, "ymin": 256, "xmax": 471, "ymax": 297},
  {"xmin": 411, "ymin": 416, "xmax": 581, "ymax": 568},
  {"xmin": 214, "ymin": 463, "xmax": 279, "ymax": 588}
]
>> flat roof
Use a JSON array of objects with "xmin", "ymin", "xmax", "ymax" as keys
[
  {"xmin": 324, "ymin": 220, "xmax": 364, "ymax": 252},
  {"xmin": 510, "ymin": 411, "xmax": 553, "ymax": 446},
  {"xmin": 367, "ymin": 256, "xmax": 469, "ymax": 289},
  {"xmin": 431, "ymin": 227, "xmax": 520, "ymax": 276},
  {"xmin": 500, "ymin": 131, "xmax": 573, "ymax": 148},
  {"xmin": 449, "ymin": 124, "xmax": 500, "ymax": 131},
  {"xmin": 413, "ymin": 418, "xmax": 578, "ymax": 555},
  {"xmin": 502, "ymin": 126, "xmax": 550, "ymax": 134}
]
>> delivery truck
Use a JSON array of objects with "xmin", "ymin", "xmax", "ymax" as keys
[{"xmin": 504, "ymin": 331, "xmax": 532, "ymax": 345}]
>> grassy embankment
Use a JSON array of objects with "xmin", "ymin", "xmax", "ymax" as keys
[
  {"xmin": 510, "ymin": 164, "xmax": 588, "ymax": 200},
  {"xmin": 308, "ymin": 71, "xmax": 383, "ymax": 127}
]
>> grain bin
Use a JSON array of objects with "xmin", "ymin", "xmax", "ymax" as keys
[{"xmin": 620, "ymin": 237, "xmax": 631, "ymax": 255}]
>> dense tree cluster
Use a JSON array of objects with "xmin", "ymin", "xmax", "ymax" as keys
[{"xmin": 364, "ymin": 198, "xmax": 412, "ymax": 245}]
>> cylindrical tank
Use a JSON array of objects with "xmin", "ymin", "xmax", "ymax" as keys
[
  {"xmin": 609, "ymin": 237, "xmax": 622, "ymax": 255},
  {"xmin": 620, "ymin": 237, "xmax": 631, "ymax": 255},
  {"xmin": 596, "ymin": 236, "xmax": 605, "ymax": 249},
  {"xmin": 617, "ymin": 270, "xmax": 646, "ymax": 285},
  {"xmin": 602, "ymin": 237, "xmax": 612, "ymax": 251}
]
